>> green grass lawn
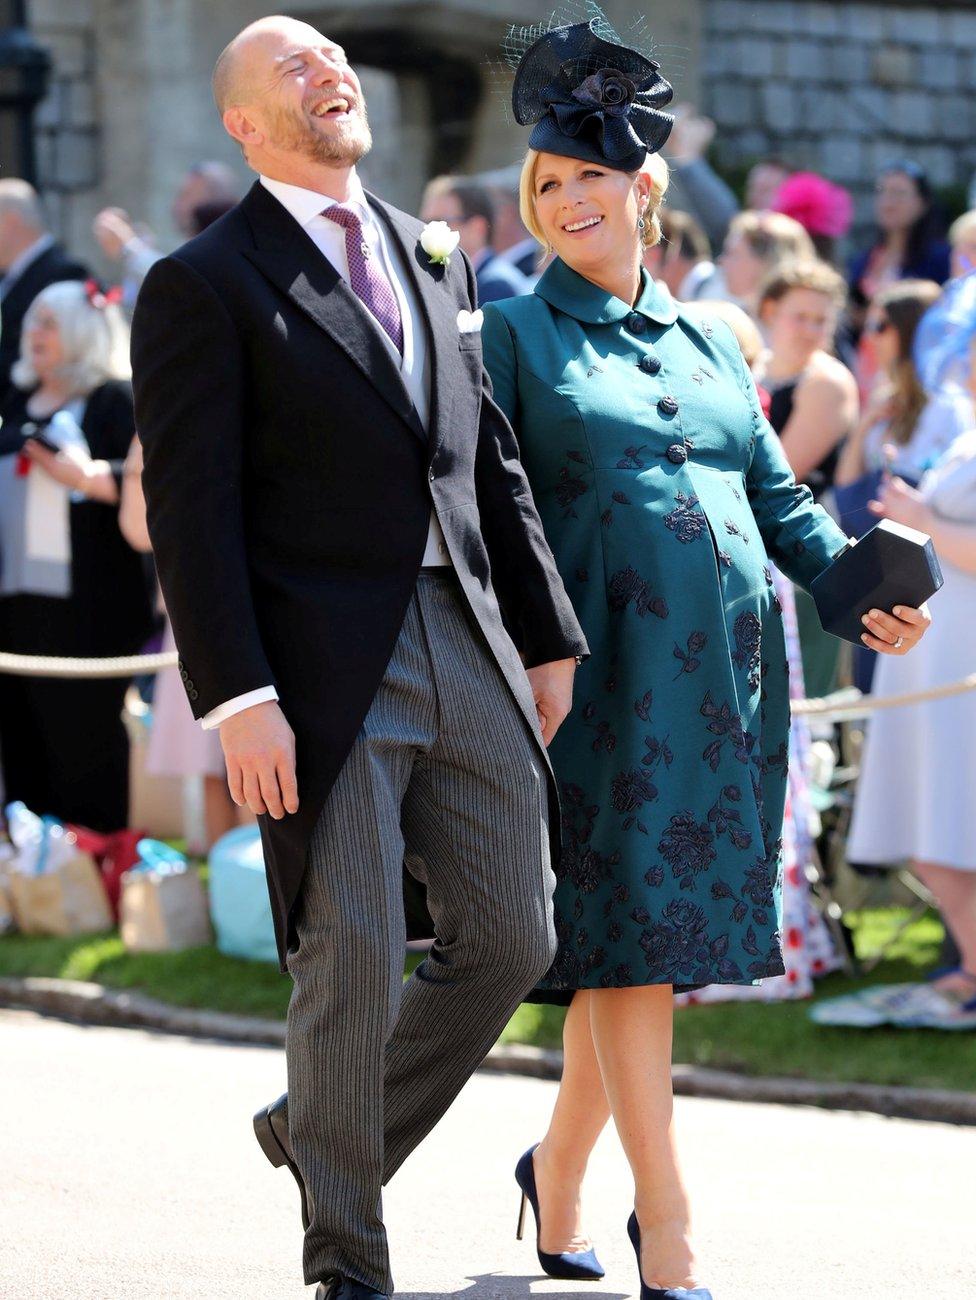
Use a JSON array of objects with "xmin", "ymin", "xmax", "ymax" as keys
[{"xmin": 2, "ymin": 909, "xmax": 973, "ymax": 1092}]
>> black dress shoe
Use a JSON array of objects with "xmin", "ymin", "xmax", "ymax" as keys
[
  {"xmin": 252, "ymin": 1092, "xmax": 310, "ymax": 1230},
  {"xmin": 315, "ymin": 1278, "xmax": 390, "ymax": 1299}
]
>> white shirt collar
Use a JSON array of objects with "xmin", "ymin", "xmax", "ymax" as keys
[{"xmin": 259, "ymin": 173, "xmax": 371, "ymax": 229}]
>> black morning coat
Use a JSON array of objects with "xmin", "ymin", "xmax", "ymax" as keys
[{"xmin": 131, "ymin": 181, "xmax": 588, "ymax": 970}]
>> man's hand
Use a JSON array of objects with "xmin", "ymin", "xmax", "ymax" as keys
[
  {"xmin": 524, "ymin": 657, "xmax": 577, "ymax": 746},
  {"xmin": 667, "ymin": 103, "xmax": 717, "ymax": 164},
  {"xmin": 219, "ymin": 700, "xmax": 298, "ymax": 818},
  {"xmin": 92, "ymin": 206, "xmax": 138, "ymax": 261}
]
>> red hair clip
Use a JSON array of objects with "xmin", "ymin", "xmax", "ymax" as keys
[{"xmin": 84, "ymin": 279, "xmax": 123, "ymax": 310}]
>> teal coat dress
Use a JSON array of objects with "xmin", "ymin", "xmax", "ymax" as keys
[{"xmin": 482, "ymin": 259, "xmax": 848, "ymax": 995}]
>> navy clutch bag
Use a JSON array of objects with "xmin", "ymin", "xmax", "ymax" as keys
[{"xmin": 811, "ymin": 519, "xmax": 944, "ymax": 644}]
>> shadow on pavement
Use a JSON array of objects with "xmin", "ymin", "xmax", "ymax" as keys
[{"xmin": 396, "ymin": 1276, "xmax": 629, "ymax": 1299}]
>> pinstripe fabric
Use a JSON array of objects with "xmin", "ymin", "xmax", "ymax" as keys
[{"xmin": 286, "ymin": 572, "xmax": 557, "ymax": 1293}]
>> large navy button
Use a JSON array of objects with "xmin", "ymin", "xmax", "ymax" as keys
[
  {"xmin": 639, "ymin": 354, "xmax": 662, "ymax": 374},
  {"xmin": 666, "ymin": 442, "xmax": 688, "ymax": 464},
  {"xmin": 626, "ymin": 312, "xmax": 646, "ymax": 334},
  {"xmin": 658, "ymin": 394, "xmax": 679, "ymax": 416}
]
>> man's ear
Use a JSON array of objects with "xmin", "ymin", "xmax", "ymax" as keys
[{"xmin": 223, "ymin": 106, "xmax": 261, "ymax": 150}]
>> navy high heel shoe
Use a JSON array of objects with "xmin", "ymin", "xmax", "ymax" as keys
[
  {"xmin": 514, "ymin": 1145, "xmax": 605, "ymax": 1281},
  {"xmin": 626, "ymin": 1211, "xmax": 714, "ymax": 1300}
]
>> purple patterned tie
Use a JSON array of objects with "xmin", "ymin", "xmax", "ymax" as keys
[{"xmin": 326, "ymin": 205, "xmax": 404, "ymax": 356}]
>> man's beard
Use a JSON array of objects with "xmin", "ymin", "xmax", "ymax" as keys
[{"xmin": 268, "ymin": 98, "xmax": 372, "ymax": 166}]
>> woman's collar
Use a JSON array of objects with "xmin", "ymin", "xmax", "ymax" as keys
[{"xmin": 535, "ymin": 258, "xmax": 679, "ymax": 326}]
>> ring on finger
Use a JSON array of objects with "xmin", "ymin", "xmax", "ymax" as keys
[{"xmin": 894, "ymin": 635, "xmax": 904, "ymax": 650}]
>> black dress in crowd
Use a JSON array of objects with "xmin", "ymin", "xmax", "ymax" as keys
[{"xmin": 0, "ymin": 380, "xmax": 154, "ymax": 831}]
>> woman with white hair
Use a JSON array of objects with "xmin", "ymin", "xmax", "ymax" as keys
[{"xmin": 0, "ymin": 279, "xmax": 153, "ymax": 831}]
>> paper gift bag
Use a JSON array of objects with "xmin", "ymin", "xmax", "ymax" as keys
[
  {"xmin": 9, "ymin": 852, "xmax": 113, "ymax": 936},
  {"xmin": 120, "ymin": 868, "xmax": 212, "ymax": 953}
]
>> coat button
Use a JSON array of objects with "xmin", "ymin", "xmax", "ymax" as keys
[
  {"xmin": 179, "ymin": 668, "xmax": 188, "ymax": 681},
  {"xmin": 658, "ymin": 395, "xmax": 679, "ymax": 416},
  {"xmin": 626, "ymin": 312, "xmax": 646, "ymax": 334},
  {"xmin": 639, "ymin": 354, "xmax": 662, "ymax": 374},
  {"xmin": 666, "ymin": 442, "xmax": 688, "ymax": 464},
  {"xmin": 188, "ymin": 688, "xmax": 199, "ymax": 701}
]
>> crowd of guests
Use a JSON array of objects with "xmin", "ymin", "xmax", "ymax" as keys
[{"xmin": 0, "ymin": 116, "xmax": 973, "ymax": 1017}]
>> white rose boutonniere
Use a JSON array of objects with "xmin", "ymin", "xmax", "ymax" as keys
[{"xmin": 419, "ymin": 220, "xmax": 460, "ymax": 268}]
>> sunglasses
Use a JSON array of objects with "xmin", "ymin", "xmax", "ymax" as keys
[{"xmin": 866, "ymin": 318, "xmax": 893, "ymax": 335}]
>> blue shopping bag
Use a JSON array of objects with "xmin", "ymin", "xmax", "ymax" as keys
[{"xmin": 207, "ymin": 824, "xmax": 278, "ymax": 963}]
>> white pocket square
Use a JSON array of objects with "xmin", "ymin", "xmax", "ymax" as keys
[{"xmin": 457, "ymin": 308, "xmax": 483, "ymax": 334}]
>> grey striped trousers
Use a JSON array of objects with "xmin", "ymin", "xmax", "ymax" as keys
[{"xmin": 286, "ymin": 572, "xmax": 557, "ymax": 1293}]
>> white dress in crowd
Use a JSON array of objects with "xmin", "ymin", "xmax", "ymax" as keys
[{"xmin": 848, "ymin": 428, "xmax": 976, "ymax": 871}]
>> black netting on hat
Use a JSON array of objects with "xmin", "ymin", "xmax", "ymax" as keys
[{"xmin": 502, "ymin": 8, "xmax": 674, "ymax": 170}]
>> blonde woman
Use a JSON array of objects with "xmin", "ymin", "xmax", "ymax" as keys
[
  {"xmin": 719, "ymin": 210, "xmax": 815, "ymax": 318},
  {"xmin": 0, "ymin": 279, "xmax": 153, "ymax": 830},
  {"xmin": 483, "ymin": 16, "xmax": 930, "ymax": 1297}
]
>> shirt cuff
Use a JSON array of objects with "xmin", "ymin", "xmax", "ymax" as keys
[{"xmin": 201, "ymin": 686, "xmax": 279, "ymax": 730}]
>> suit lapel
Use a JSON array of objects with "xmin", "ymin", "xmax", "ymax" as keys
[
  {"xmin": 367, "ymin": 195, "xmax": 462, "ymax": 457},
  {"xmin": 241, "ymin": 183, "xmax": 426, "ymax": 445}
]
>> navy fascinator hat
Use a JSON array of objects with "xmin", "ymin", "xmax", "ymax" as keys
[{"xmin": 510, "ymin": 18, "xmax": 674, "ymax": 173}]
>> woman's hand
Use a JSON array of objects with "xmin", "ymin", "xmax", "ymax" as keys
[
  {"xmin": 24, "ymin": 439, "xmax": 119, "ymax": 504},
  {"xmin": 861, "ymin": 603, "xmax": 931, "ymax": 654},
  {"xmin": 868, "ymin": 465, "xmax": 933, "ymax": 533}
]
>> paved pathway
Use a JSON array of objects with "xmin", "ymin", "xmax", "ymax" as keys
[{"xmin": 1, "ymin": 1008, "xmax": 971, "ymax": 1299}]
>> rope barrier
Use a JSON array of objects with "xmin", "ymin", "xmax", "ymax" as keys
[
  {"xmin": 0, "ymin": 650, "xmax": 179, "ymax": 678},
  {"xmin": 1, "ymin": 649, "xmax": 974, "ymax": 723}
]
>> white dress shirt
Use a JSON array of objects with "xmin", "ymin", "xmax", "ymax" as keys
[{"xmin": 202, "ymin": 172, "xmax": 451, "ymax": 730}]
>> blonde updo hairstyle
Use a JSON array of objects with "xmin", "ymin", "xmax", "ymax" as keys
[
  {"xmin": 727, "ymin": 210, "xmax": 816, "ymax": 275},
  {"xmin": 519, "ymin": 148, "xmax": 670, "ymax": 253}
]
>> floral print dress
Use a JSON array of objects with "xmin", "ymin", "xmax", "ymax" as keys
[{"xmin": 482, "ymin": 260, "xmax": 848, "ymax": 995}]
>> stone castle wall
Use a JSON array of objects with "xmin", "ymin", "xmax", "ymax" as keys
[{"xmin": 701, "ymin": 0, "xmax": 976, "ymax": 229}]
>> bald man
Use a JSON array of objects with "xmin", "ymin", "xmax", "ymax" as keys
[{"xmin": 131, "ymin": 17, "xmax": 586, "ymax": 1300}]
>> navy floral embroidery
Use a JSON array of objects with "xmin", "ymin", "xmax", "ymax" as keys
[
  {"xmin": 601, "ymin": 489, "xmax": 632, "ymax": 528},
  {"xmin": 559, "ymin": 783, "xmax": 621, "ymax": 894},
  {"xmin": 607, "ymin": 566, "xmax": 669, "ymax": 619},
  {"xmin": 690, "ymin": 364, "xmax": 715, "ymax": 385},
  {"xmin": 707, "ymin": 784, "xmax": 753, "ymax": 851},
  {"xmin": 665, "ymin": 492, "xmax": 707, "ymax": 543},
  {"xmin": 658, "ymin": 811, "xmax": 716, "ymax": 891},
  {"xmin": 555, "ymin": 452, "xmax": 589, "ymax": 517},
  {"xmin": 724, "ymin": 518, "xmax": 749, "ymax": 543},
  {"xmin": 617, "ymin": 445, "xmax": 648, "ymax": 470},
  {"xmin": 717, "ymin": 550, "xmax": 733, "ymax": 567},
  {"xmin": 731, "ymin": 611, "xmax": 762, "ymax": 692},
  {"xmin": 581, "ymin": 701, "xmax": 617, "ymax": 753},
  {"xmin": 599, "ymin": 964, "xmax": 634, "ymax": 988},
  {"xmin": 673, "ymin": 630, "xmax": 707, "ymax": 679},
  {"xmin": 638, "ymin": 899, "xmax": 741, "ymax": 982},
  {"xmin": 611, "ymin": 769, "xmax": 659, "ymax": 834},
  {"xmin": 700, "ymin": 692, "xmax": 758, "ymax": 771}
]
